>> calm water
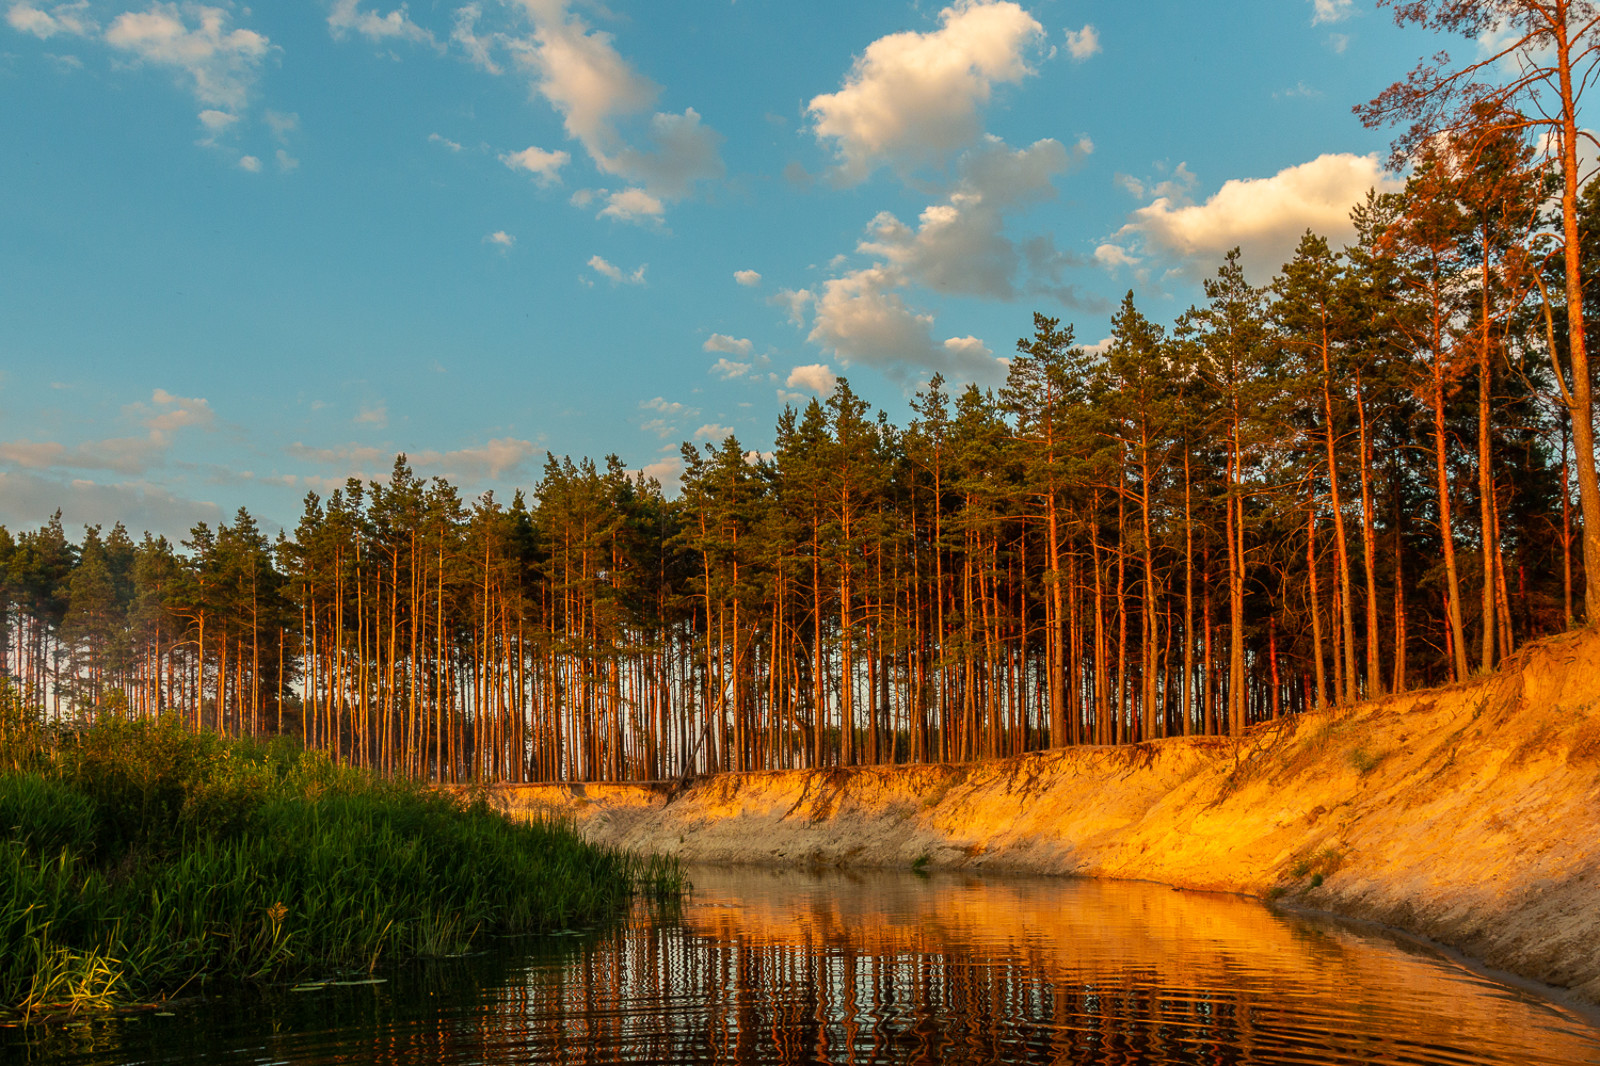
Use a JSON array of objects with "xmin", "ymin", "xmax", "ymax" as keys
[{"xmin": 7, "ymin": 867, "xmax": 1599, "ymax": 1065}]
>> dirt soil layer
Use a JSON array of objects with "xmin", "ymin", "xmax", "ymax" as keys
[{"xmin": 488, "ymin": 629, "xmax": 1600, "ymax": 1003}]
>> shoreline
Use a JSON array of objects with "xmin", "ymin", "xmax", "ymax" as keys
[{"xmin": 486, "ymin": 627, "xmax": 1600, "ymax": 1005}]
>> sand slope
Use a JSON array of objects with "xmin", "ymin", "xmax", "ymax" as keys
[{"xmin": 489, "ymin": 628, "xmax": 1600, "ymax": 1001}]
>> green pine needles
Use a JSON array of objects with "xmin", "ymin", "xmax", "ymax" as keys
[{"xmin": 0, "ymin": 713, "xmax": 682, "ymax": 1024}]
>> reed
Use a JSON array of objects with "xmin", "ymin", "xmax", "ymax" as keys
[{"xmin": 0, "ymin": 712, "xmax": 684, "ymax": 1023}]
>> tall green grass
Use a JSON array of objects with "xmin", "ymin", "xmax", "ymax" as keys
[{"xmin": 0, "ymin": 711, "xmax": 683, "ymax": 1023}]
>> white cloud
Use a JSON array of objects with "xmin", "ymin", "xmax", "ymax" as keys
[
  {"xmin": 485, "ymin": 230, "xmax": 515, "ymax": 248},
  {"xmin": 734, "ymin": 269, "xmax": 762, "ymax": 287},
  {"xmin": 808, "ymin": 0, "xmax": 1044, "ymax": 181},
  {"xmin": 694, "ymin": 423, "xmax": 734, "ymax": 441},
  {"xmin": 710, "ymin": 358, "xmax": 751, "ymax": 379},
  {"xmin": 327, "ymin": 0, "xmax": 435, "ymax": 45},
  {"xmin": 641, "ymin": 396, "xmax": 687, "ymax": 415},
  {"xmin": 597, "ymin": 186, "xmax": 663, "ymax": 223},
  {"xmin": 5, "ymin": 2, "xmax": 94, "ymax": 39},
  {"xmin": 0, "ymin": 388, "xmax": 215, "ymax": 481},
  {"xmin": 501, "ymin": 144, "xmax": 570, "ymax": 184},
  {"xmin": 0, "ymin": 436, "xmax": 165, "ymax": 474},
  {"xmin": 704, "ymin": 333, "xmax": 753, "ymax": 356},
  {"xmin": 606, "ymin": 106, "xmax": 724, "ymax": 198},
  {"xmin": 411, "ymin": 437, "xmax": 535, "ymax": 480},
  {"xmin": 451, "ymin": 2, "xmax": 498, "ymax": 72},
  {"xmin": 587, "ymin": 254, "xmax": 646, "ymax": 284},
  {"xmin": 265, "ymin": 109, "xmax": 298, "ymax": 140},
  {"xmin": 507, "ymin": 0, "xmax": 657, "ymax": 164},
  {"xmin": 799, "ymin": 264, "xmax": 1004, "ymax": 383},
  {"xmin": 0, "ymin": 471, "xmax": 219, "ymax": 540},
  {"xmin": 1094, "ymin": 243, "xmax": 1139, "ymax": 270},
  {"xmin": 786, "ymin": 364, "xmax": 838, "ymax": 393},
  {"xmin": 355, "ymin": 403, "xmax": 388, "ymax": 426},
  {"xmin": 1063, "ymin": 24, "xmax": 1099, "ymax": 61},
  {"xmin": 275, "ymin": 148, "xmax": 298, "ymax": 171},
  {"xmin": 1112, "ymin": 152, "xmax": 1403, "ymax": 277},
  {"xmin": 238, "ymin": 153, "xmax": 262, "ymax": 172},
  {"xmin": 104, "ymin": 3, "xmax": 272, "ymax": 112},
  {"xmin": 774, "ymin": 288, "xmax": 814, "ymax": 326},
  {"xmin": 197, "ymin": 107, "xmax": 236, "ymax": 133},
  {"xmin": 856, "ymin": 135, "xmax": 1086, "ymax": 301},
  {"xmin": 635, "ymin": 455, "xmax": 683, "ymax": 491},
  {"xmin": 1311, "ymin": 0, "xmax": 1354, "ymax": 25},
  {"xmin": 1327, "ymin": 32, "xmax": 1350, "ymax": 53},
  {"xmin": 286, "ymin": 441, "xmax": 387, "ymax": 467},
  {"xmin": 429, "ymin": 131, "xmax": 464, "ymax": 152},
  {"xmin": 143, "ymin": 389, "xmax": 215, "ymax": 432}
]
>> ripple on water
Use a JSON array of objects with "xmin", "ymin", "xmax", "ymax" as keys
[{"xmin": 6, "ymin": 867, "xmax": 1599, "ymax": 1066}]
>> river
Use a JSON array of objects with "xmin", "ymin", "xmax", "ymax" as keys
[{"xmin": 7, "ymin": 867, "xmax": 1598, "ymax": 1065}]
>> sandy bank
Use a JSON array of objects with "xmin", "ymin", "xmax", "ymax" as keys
[{"xmin": 488, "ymin": 628, "xmax": 1600, "ymax": 1003}]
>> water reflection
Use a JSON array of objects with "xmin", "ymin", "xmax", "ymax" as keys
[{"xmin": 7, "ymin": 867, "xmax": 1598, "ymax": 1065}]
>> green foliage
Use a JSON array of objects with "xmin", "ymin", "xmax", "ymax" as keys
[
  {"xmin": 0, "ymin": 719, "xmax": 682, "ymax": 1023},
  {"xmin": 1348, "ymin": 747, "xmax": 1383, "ymax": 775}
]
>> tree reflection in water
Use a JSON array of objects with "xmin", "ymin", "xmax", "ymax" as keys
[{"xmin": 7, "ymin": 868, "xmax": 1598, "ymax": 1066}]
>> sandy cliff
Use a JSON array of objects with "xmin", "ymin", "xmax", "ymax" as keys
[{"xmin": 489, "ymin": 628, "xmax": 1600, "ymax": 1002}]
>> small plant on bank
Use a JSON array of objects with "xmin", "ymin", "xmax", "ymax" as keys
[{"xmin": 1348, "ymin": 747, "xmax": 1384, "ymax": 775}]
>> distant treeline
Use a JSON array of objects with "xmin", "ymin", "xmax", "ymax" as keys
[{"xmin": 2, "ymin": 120, "xmax": 1597, "ymax": 782}]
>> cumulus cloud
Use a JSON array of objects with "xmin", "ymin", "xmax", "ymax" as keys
[
  {"xmin": 710, "ymin": 358, "xmax": 750, "ymax": 379},
  {"xmin": 237, "ymin": 153, "xmax": 261, "ymax": 172},
  {"xmin": 694, "ymin": 423, "xmax": 733, "ymax": 441},
  {"xmin": 1311, "ymin": 0, "xmax": 1355, "ymax": 25},
  {"xmin": 734, "ymin": 269, "xmax": 762, "ymax": 287},
  {"xmin": 777, "ymin": 135, "xmax": 1092, "ymax": 383},
  {"xmin": 606, "ymin": 107, "xmax": 724, "ymax": 199},
  {"xmin": 104, "ymin": 3, "xmax": 272, "ymax": 112},
  {"xmin": 704, "ymin": 333, "xmax": 753, "ymax": 356},
  {"xmin": 786, "ymin": 364, "xmax": 838, "ymax": 394},
  {"xmin": 1110, "ymin": 152, "xmax": 1403, "ymax": 278},
  {"xmin": 641, "ymin": 396, "xmax": 687, "ymax": 416},
  {"xmin": 495, "ymin": 1, "xmax": 724, "ymax": 201},
  {"xmin": 485, "ymin": 230, "xmax": 515, "ymax": 249},
  {"xmin": 808, "ymin": 0, "xmax": 1044, "ymax": 181},
  {"xmin": 355, "ymin": 404, "xmax": 388, "ymax": 426},
  {"xmin": 429, "ymin": 131, "xmax": 464, "ymax": 152},
  {"xmin": 857, "ymin": 135, "xmax": 1088, "ymax": 301},
  {"xmin": 501, "ymin": 144, "xmax": 570, "ymax": 184},
  {"xmin": 635, "ymin": 455, "xmax": 683, "ymax": 491},
  {"xmin": 275, "ymin": 148, "xmax": 298, "ymax": 171},
  {"xmin": 597, "ymin": 186, "xmax": 664, "ymax": 223},
  {"xmin": 1063, "ymin": 24, "xmax": 1100, "ymax": 61},
  {"xmin": 587, "ymin": 254, "xmax": 646, "ymax": 284},
  {"xmin": 5, "ymin": 2, "xmax": 94, "ymax": 39},
  {"xmin": 327, "ymin": 0, "xmax": 435, "ymax": 46}
]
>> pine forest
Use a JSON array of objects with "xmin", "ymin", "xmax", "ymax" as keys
[{"xmin": 5, "ymin": 118, "xmax": 1600, "ymax": 785}]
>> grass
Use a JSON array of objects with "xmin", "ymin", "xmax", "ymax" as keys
[{"xmin": 0, "ymin": 703, "xmax": 683, "ymax": 1024}]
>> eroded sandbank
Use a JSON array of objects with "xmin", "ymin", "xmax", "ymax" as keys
[{"xmin": 488, "ymin": 628, "xmax": 1600, "ymax": 1003}]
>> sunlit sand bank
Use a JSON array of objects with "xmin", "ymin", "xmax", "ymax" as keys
[{"xmin": 492, "ymin": 628, "xmax": 1600, "ymax": 1004}]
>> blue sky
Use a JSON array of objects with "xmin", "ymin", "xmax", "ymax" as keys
[{"xmin": 1, "ymin": 0, "xmax": 1435, "ymax": 538}]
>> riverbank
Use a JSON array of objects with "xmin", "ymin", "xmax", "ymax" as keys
[
  {"xmin": 0, "ymin": 717, "xmax": 680, "ymax": 1023},
  {"xmin": 487, "ymin": 627, "xmax": 1600, "ymax": 1003}
]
